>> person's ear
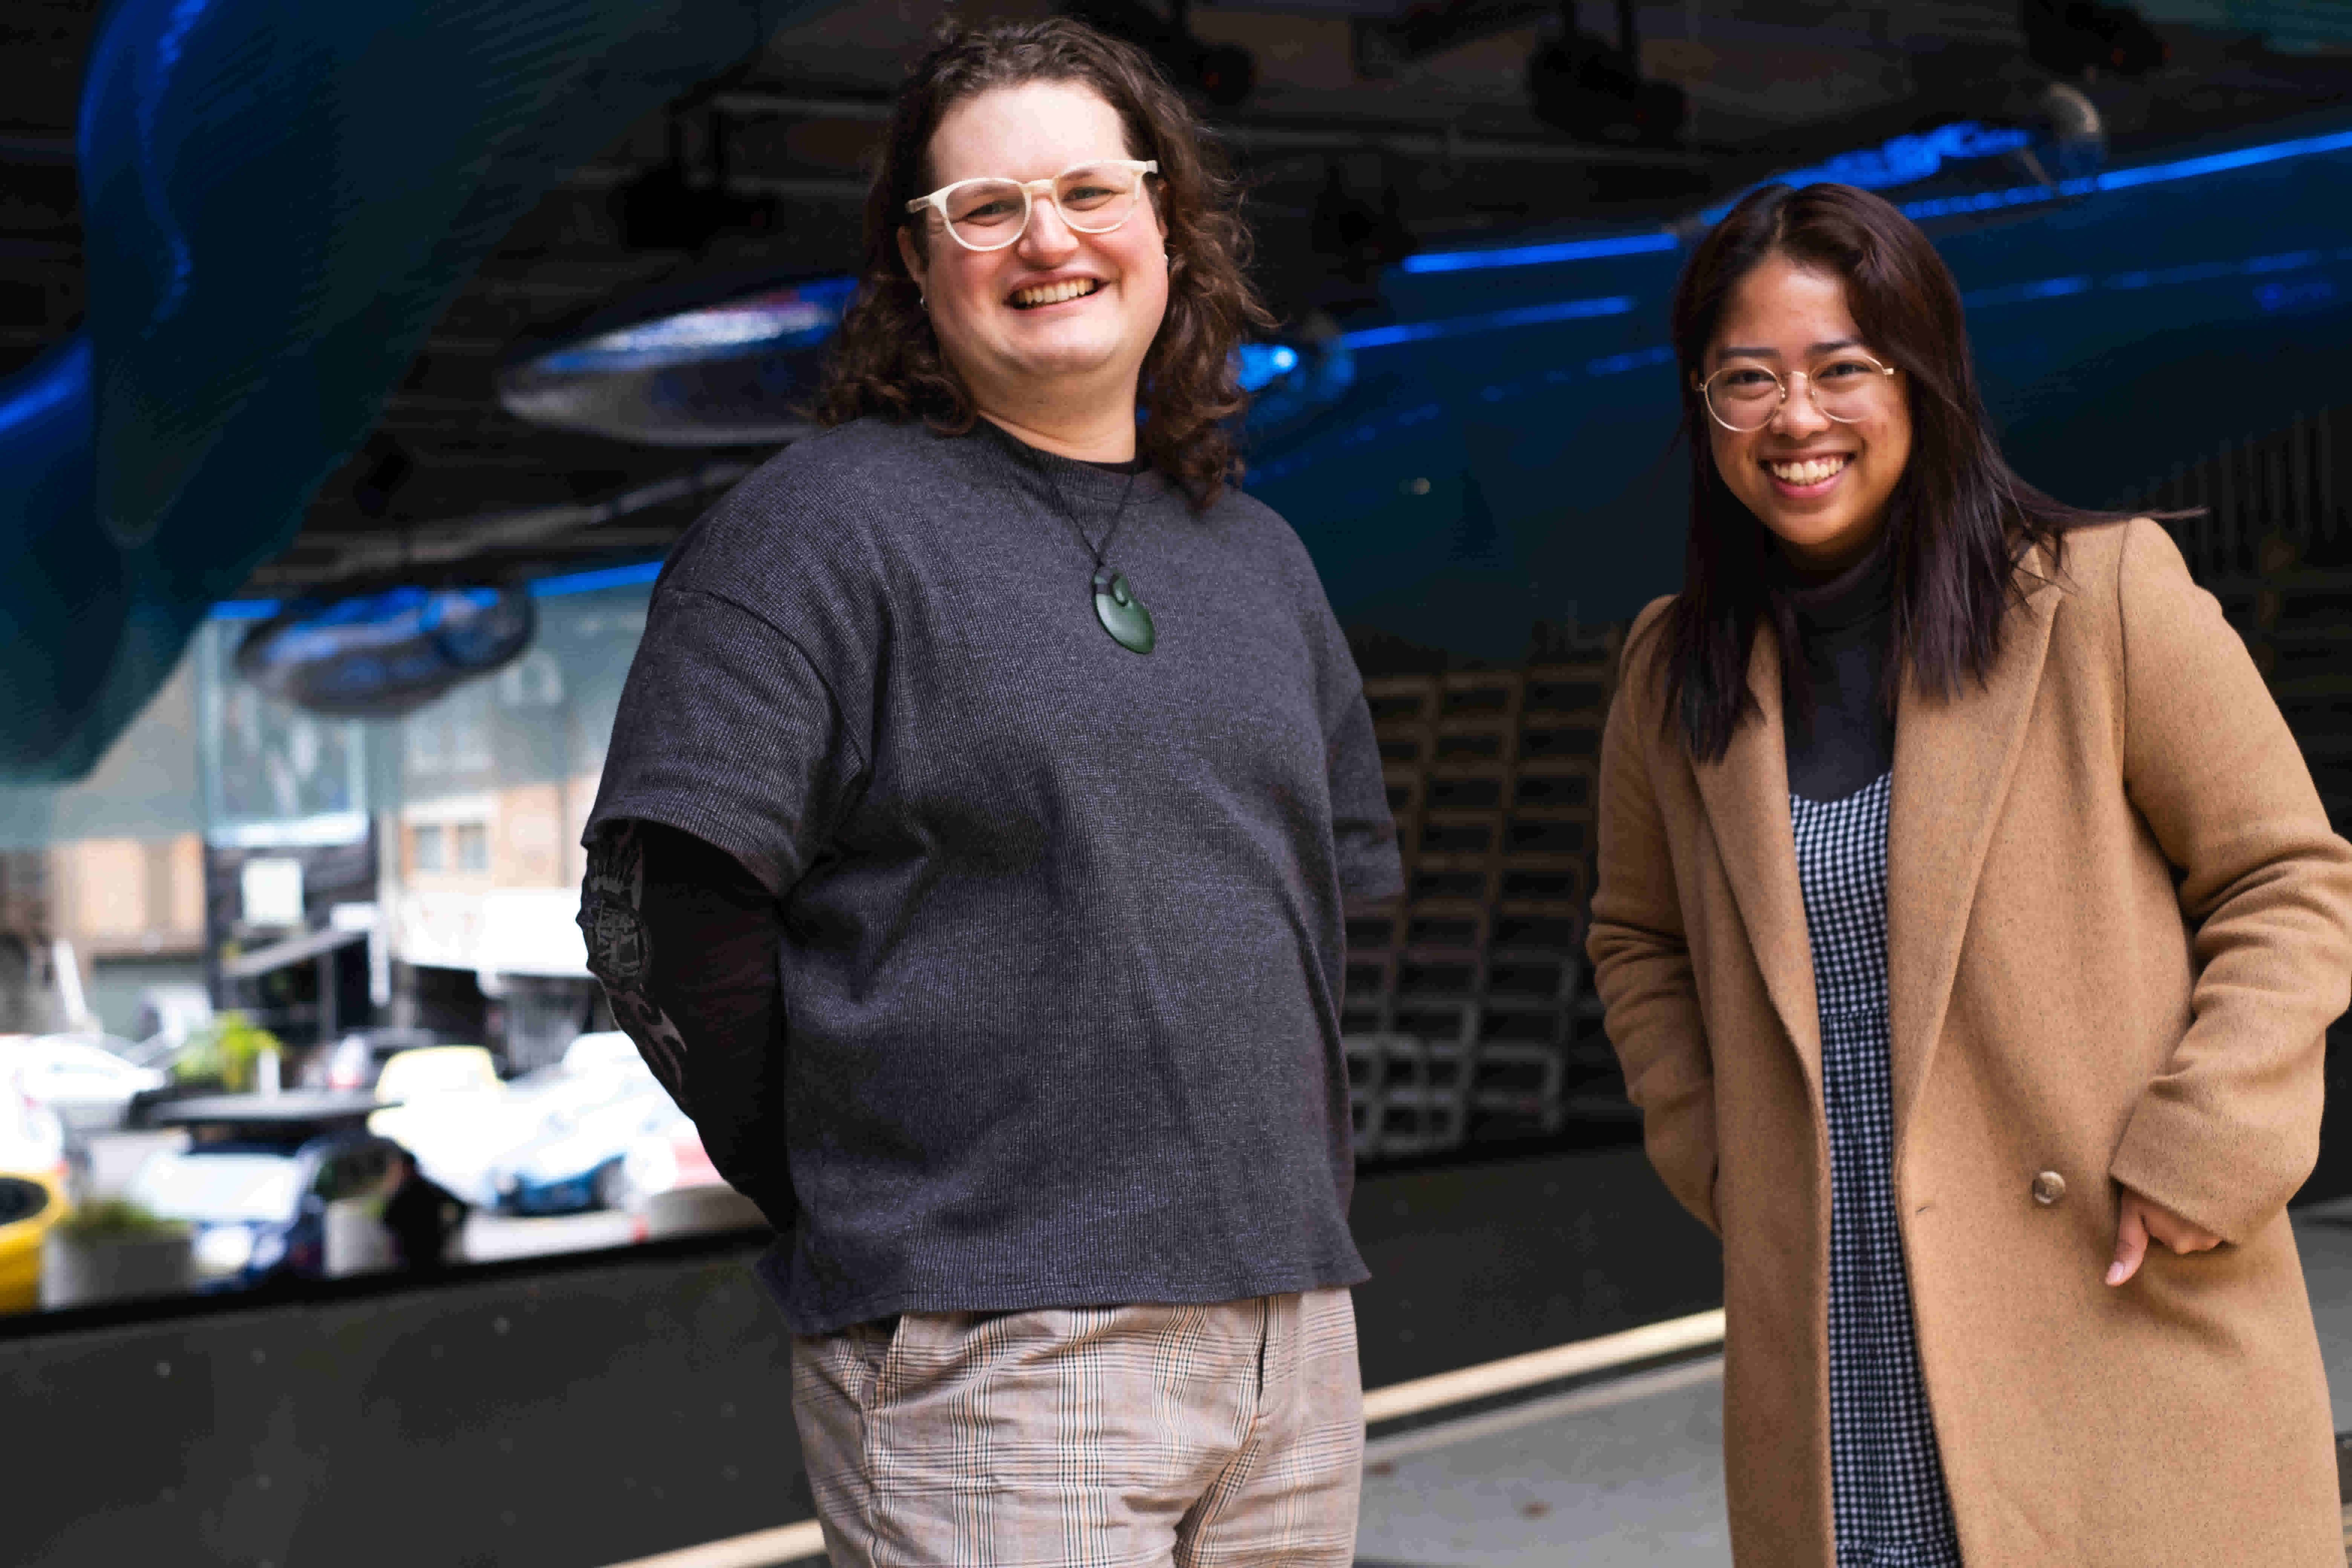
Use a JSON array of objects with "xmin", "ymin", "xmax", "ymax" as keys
[{"xmin": 896, "ymin": 225, "xmax": 929, "ymax": 302}]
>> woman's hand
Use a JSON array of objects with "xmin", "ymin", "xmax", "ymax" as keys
[{"xmin": 2106, "ymin": 1186, "xmax": 2223, "ymax": 1285}]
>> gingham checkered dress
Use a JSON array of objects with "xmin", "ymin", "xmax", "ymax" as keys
[{"xmin": 1791, "ymin": 771, "xmax": 1964, "ymax": 1566}]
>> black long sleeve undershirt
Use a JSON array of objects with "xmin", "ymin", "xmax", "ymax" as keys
[{"xmin": 580, "ymin": 818, "xmax": 795, "ymax": 1230}]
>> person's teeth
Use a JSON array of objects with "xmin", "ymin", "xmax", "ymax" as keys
[
  {"xmin": 1012, "ymin": 279, "xmax": 1101, "ymax": 307},
  {"xmin": 1769, "ymin": 456, "xmax": 1848, "ymax": 485}
]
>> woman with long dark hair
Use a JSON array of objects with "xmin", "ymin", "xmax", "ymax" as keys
[{"xmin": 1588, "ymin": 181, "xmax": 2352, "ymax": 1564}]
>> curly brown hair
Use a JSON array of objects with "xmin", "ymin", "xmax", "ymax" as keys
[{"xmin": 812, "ymin": 16, "xmax": 1275, "ymax": 510}]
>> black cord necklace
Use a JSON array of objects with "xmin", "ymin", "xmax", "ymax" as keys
[{"xmin": 1038, "ymin": 458, "xmax": 1155, "ymax": 655}]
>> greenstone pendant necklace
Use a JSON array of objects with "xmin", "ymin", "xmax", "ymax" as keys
[{"xmin": 1040, "ymin": 461, "xmax": 1155, "ymax": 655}]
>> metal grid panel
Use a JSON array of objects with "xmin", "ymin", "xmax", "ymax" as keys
[{"xmin": 1346, "ymin": 628, "xmax": 1631, "ymax": 1160}]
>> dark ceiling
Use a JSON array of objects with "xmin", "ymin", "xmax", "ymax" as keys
[{"xmin": 5, "ymin": 0, "xmax": 2350, "ymax": 597}]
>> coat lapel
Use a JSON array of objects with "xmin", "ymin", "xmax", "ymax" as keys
[
  {"xmin": 1692, "ymin": 618, "xmax": 1822, "ymax": 1091},
  {"xmin": 1886, "ymin": 564, "xmax": 2061, "ymax": 1151}
]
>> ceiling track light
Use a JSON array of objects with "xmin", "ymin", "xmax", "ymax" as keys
[
  {"xmin": 1061, "ymin": 1, "xmax": 1256, "ymax": 109},
  {"xmin": 235, "ymin": 582, "xmax": 537, "ymax": 719},
  {"xmin": 611, "ymin": 109, "xmax": 779, "ymax": 254},
  {"xmin": 2022, "ymin": 0, "xmax": 2168, "ymax": 81},
  {"xmin": 1524, "ymin": 0, "xmax": 1686, "ymax": 147},
  {"xmin": 498, "ymin": 276, "xmax": 856, "ymax": 447}
]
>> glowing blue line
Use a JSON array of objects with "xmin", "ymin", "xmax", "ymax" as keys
[
  {"xmin": 1962, "ymin": 274, "xmax": 2093, "ymax": 307},
  {"xmin": 0, "ymin": 336, "xmax": 90, "ymax": 433},
  {"xmin": 1400, "ymin": 232, "xmax": 1679, "ymax": 276},
  {"xmin": 211, "ymin": 557, "xmax": 666, "ymax": 622},
  {"xmin": 1339, "ymin": 294, "xmax": 1636, "ymax": 350},
  {"xmin": 1585, "ymin": 346, "xmax": 1675, "ymax": 377},
  {"xmin": 1965, "ymin": 246, "xmax": 2349, "ymax": 311},
  {"xmin": 1402, "ymin": 127, "xmax": 2352, "ymax": 276},
  {"xmin": 1906, "ymin": 127, "xmax": 2352, "ymax": 222},
  {"xmin": 526, "ymin": 560, "xmax": 663, "ymax": 597},
  {"xmin": 2093, "ymin": 128, "xmax": 2352, "ymax": 190}
]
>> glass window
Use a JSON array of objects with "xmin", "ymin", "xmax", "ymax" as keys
[
  {"xmin": 454, "ymin": 822, "xmax": 489, "ymax": 873},
  {"xmin": 128, "ymin": 1151, "xmax": 305, "ymax": 1222},
  {"xmin": 315, "ymin": 1141, "xmax": 395, "ymax": 1202},
  {"xmin": 410, "ymin": 822, "xmax": 445, "ymax": 873}
]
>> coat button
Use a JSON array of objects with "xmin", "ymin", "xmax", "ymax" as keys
[{"xmin": 2031, "ymin": 1170, "xmax": 2067, "ymax": 1207}]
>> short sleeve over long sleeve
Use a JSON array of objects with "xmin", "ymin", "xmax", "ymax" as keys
[{"xmin": 586, "ymin": 586, "xmax": 865, "ymax": 897}]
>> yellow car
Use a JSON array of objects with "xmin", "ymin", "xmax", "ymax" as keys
[
  {"xmin": 0, "ymin": 1167, "xmax": 66, "ymax": 1313},
  {"xmin": 368, "ymin": 1046, "xmax": 504, "ymax": 1190},
  {"xmin": 370, "ymin": 1045, "xmax": 499, "ymax": 1106}
]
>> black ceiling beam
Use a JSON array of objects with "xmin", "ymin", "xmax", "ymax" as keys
[{"xmin": 1351, "ymin": 0, "xmax": 1557, "ymax": 77}]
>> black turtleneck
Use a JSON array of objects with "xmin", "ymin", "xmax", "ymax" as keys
[{"xmin": 1779, "ymin": 537, "xmax": 1896, "ymax": 803}]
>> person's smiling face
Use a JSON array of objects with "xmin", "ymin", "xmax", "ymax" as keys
[
  {"xmin": 1704, "ymin": 253, "xmax": 1913, "ymax": 573},
  {"xmin": 898, "ymin": 79, "xmax": 1169, "ymax": 422}
]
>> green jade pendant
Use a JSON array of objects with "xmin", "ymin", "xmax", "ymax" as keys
[{"xmin": 1092, "ymin": 565, "xmax": 1156, "ymax": 654}]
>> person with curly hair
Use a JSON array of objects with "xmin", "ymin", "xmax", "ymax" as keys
[{"xmin": 576, "ymin": 17, "xmax": 1399, "ymax": 1566}]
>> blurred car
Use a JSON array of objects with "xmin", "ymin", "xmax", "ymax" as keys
[
  {"xmin": 557, "ymin": 1031, "xmax": 643, "ymax": 1076},
  {"xmin": 0, "ymin": 1059, "xmax": 65, "ymax": 1177},
  {"xmin": 3, "ymin": 1034, "xmax": 167, "ymax": 1134},
  {"xmin": 309, "ymin": 1026, "xmax": 449, "ymax": 1093},
  {"xmin": 617, "ymin": 1099, "xmax": 720, "ymax": 1207},
  {"xmin": 128, "ymin": 1096, "xmax": 403, "ymax": 1289},
  {"xmin": 417, "ymin": 1032, "xmax": 651, "ymax": 1207},
  {"xmin": 0, "ymin": 1166, "xmax": 66, "ymax": 1312},
  {"xmin": 617, "ymin": 1103, "xmax": 768, "ymax": 1239},
  {"xmin": 486, "ymin": 1069, "xmax": 670, "ymax": 1215},
  {"xmin": 133, "ymin": 986, "xmax": 214, "ymax": 1052},
  {"xmin": 372, "ymin": 1045, "xmax": 499, "ymax": 1104},
  {"xmin": 366, "ymin": 1046, "xmax": 505, "ymax": 1200}
]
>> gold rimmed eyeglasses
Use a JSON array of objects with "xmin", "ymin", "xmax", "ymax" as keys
[
  {"xmin": 1695, "ymin": 350, "xmax": 1900, "ymax": 433},
  {"xmin": 906, "ymin": 159, "xmax": 1159, "ymax": 253}
]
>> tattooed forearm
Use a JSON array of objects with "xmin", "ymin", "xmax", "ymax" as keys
[{"xmin": 579, "ymin": 821, "xmax": 692, "ymax": 1110}]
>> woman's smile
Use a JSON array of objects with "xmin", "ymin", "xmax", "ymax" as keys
[{"xmin": 1762, "ymin": 452, "xmax": 1853, "ymax": 498}]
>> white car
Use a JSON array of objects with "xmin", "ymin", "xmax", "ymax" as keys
[
  {"xmin": 619, "ymin": 1101, "xmax": 765, "ymax": 1239},
  {"xmin": 486, "ymin": 1071, "xmax": 671, "ymax": 1214},
  {"xmin": 403, "ymin": 1034, "xmax": 659, "ymax": 1209},
  {"xmin": 2, "ymin": 1035, "xmax": 167, "ymax": 1134}
]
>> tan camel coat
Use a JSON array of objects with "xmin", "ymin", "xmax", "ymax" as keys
[{"xmin": 1588, "ymin": 518, "xmax": 2352, "ymax": 1566}]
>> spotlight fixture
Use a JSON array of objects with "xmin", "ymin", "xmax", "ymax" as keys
[
  {"xmin": 350, "ymin": 435, "xmax": 414, "ymax": 520},
  {"xmin": 1062, "ymin": 0, "xmax": 1256, "ymax": 109},
  {"xmin": 1237, "ymin": 314, "xmax": 1357, "ymax": 436},
  {"xmin": 1525, "ymin": 1, "xmax": 1685, "ymax": 147},
  {"xmin": 2022, "ymin": 0, "xmax": 2167, "ymax": 81},
  {"xmin": 498, "ymin": 276, "xmax": 855, "ymax": 447},
  {"xmin": 1310, "ymin": 164, "xmax": 1418, "ymax": 292},
  {"xmin": 2030, "ymin": 81, "xmax": 2109, "ymax": 182},
  {"xmin": 611, "ymin": 112, "xmax": 777, "ymax": 254},
  {"xmin": 236, "ymin": 583, "xmax": 536, "ymax": 719}
]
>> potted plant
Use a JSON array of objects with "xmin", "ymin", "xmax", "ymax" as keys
[
  {"xmin": 40, "ymin": 1196, "xmax": 195, "ymax": 1309},
  {"xmin": 126, "ymin": 1011, "xmax": 289, "ymax": 1125},
  {"xmin": 177, "ymin": 1012, "xmax": 286, "ymax": 1093}
]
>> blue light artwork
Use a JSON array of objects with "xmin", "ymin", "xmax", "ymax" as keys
[
  {"xmin": 1246, "ymin": 116, "xmax": 2352, "ymax": 659},
  {"xmin": 236, "ymin": 585, "xmax": 536, "ymax": 718},
  {"xmin": 0, "ymin": 0, "xmax": 853, "ymax": 781}
]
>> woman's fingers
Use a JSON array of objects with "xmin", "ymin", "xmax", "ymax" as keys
[
  {"xmin": 2107, "ymin": 1196, "xmax": 2150, "ymax": 1286},
  {"xmin": 2141, "ymin": 1201, "xmax": 2223, "ymax": 1255},
  {"xmin": 2111, "ymin": 1187, "xmax": 2224, "ymax": 1286}
]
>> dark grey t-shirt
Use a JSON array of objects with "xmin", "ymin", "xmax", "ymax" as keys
[{"xmin": 586, "ymin": 415, "xmax": 1401, "ymax": 1333}]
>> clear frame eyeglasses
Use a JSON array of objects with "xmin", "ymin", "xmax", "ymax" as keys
[
  {"xmin": 906, "ymin": 159, "xmax": 1159, "ymax": 253},
  {"xmin": 1695, "ymin": 350, "xmax": 1900, "ymax": 433}
]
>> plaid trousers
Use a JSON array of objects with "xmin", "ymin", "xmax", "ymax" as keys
[{"xmin": 790, "ymin": 1289, "xmax": 1363, "ymax": 1568}]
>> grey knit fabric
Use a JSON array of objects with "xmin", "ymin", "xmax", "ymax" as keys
[{"xmin": 586, "ymin": 415, "xmax": 1402, "ymax": 1334}]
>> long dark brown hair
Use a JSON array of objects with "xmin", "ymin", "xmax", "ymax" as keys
[
  {"xmin": 813, "ymin": 17, "xmax": 1275, "ymax": 509},
  {"xmin": 1659, "ymin": 182, "xmax": 2132, "ymax": 763}
]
